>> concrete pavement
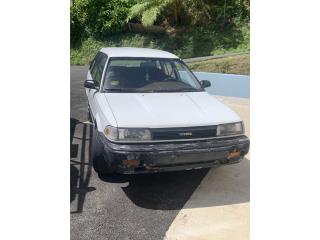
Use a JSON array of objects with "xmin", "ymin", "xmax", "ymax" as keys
[{"xmin": 164, "ymin": 96, "xmax": 250, "ymax": 240}]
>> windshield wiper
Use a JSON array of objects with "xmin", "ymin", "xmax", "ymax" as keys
[
  {"xmin": 104, "ymin": 88, "xmax": 139, "ymax": 92},
  {"xmin": 153, "ymin": 88, "xmax": 200, "ymax": 92},
  {"xmin": 104, "ymin": 88, "xmax": 165, "ymax": 93},
  {"xmin": 104, "ymin": 88, "xmax": 200, "ymax": 93}
]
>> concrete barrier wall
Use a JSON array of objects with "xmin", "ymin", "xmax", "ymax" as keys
[{"xmin": 194, "ymin": 72, "xmax": 250, "ymax": 99}]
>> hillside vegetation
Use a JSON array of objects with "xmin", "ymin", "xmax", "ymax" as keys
[
  {"xmin": 71, "ymin": 0, "xmax": 250, "ymax": 65},
  {"xmin": 187, "ymin": 54, "xmax": 250, "ymax": 75}
]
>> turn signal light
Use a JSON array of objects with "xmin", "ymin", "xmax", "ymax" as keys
[
  {"xmin": 122, "ymin": 159, "xmax": 140, "ymax": 167},
  {"xmin": 227, "ymin": 149, "xmax": 241, "ymax": 160}
]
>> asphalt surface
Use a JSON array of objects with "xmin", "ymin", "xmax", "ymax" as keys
[{"xmin": 70, "ymin": 66, "xmax": 211, "ymax": 240}]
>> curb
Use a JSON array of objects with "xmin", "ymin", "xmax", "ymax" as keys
[{"xmin": 183, "ymin": 52, "xmax": 249, "ymax": 63}]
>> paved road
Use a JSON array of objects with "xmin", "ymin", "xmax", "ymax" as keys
[{"xmin": 70, "ymin": 66, "xmax": 210, "ymax": 240}]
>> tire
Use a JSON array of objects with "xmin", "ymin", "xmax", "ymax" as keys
[{"xmin": 91, "ymin": 125, "xmax": 113, "ymax": 175}]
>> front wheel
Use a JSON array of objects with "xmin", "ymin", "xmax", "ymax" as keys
[{"xmin": 91, "ymin": 126, "xmax": 113, "ymax": 175}]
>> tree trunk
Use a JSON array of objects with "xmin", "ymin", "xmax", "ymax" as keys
[{"xmin": 175, "ymin": 0, "xmax": 182, "ymax": 25}]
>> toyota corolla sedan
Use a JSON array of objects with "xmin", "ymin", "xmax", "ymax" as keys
[{"xmin": 84, "ymin": 47, "xmax": 250, "ymax": 175}]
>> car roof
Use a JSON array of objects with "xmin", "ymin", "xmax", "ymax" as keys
[{"xmin": 100, "ymin": 47, "xmax": 179, "ymax": 59}]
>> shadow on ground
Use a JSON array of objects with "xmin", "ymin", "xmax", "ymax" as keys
[
  {"xmin": 99, "ymin": 168, "xmax": 210, "ymax": 210},
  {"xmin": 70, "ymin": 118, "xmax": 96, "ymax": 213},
  {"xmin": 99, "ymin": 158, "xmax": 249, "ymax": 210}
]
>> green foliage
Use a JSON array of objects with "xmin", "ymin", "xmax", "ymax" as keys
[
  {"xmin": 71, "ymin": 23, "xmax": 249, "ymax": 65},
  {"xmin": 126, "ymin": 0, "xmax": 250, "ymax": 27},
  {"xmin": 70, "ymin": 7, "xmax": 84, "ymax": 46},
  {"xmin": 184, "ymin": 0, "xmax": 212, "ymax": 26},
  {"xmin": 70, "ymin": 0, "xmax": 250, "ymax": 65},
  {"xmin": 70, "ymin": 0, "xmax": 135, "ymax": 45},
  {"xmin": 127, "ymin": 0, "xmax": 172, "ymax": 27},
  {"xmin": 71, "ymin": 35, "xmax": 147, "ymax": 65}
]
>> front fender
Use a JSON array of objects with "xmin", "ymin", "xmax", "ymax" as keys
[
  {"xmin": 90, "ymin": 93, "xmax": 117, "ymax": 131},
  {"xmin": 94, "ymin": 114, "xmax": 104, "ymax": 132}
]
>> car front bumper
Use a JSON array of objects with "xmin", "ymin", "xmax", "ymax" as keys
[{"xmin": 98, "ymin": 133, "xmax": 250, "ymax": 174}]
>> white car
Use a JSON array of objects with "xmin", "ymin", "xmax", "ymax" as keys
[{"xmin": 84, "ymin": 47, "xmax": 249, "ymax": 175}]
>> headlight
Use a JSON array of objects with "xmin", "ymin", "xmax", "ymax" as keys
[
  {"xmin": 217, "ymin": 122, "xmax": 244, "ymax": 136},
  {"xmin": 104, "ymin": 126, "xmax": 151, "ymax": 142},
  {"xmin": 103, "ymin": 126, "xmax": 118, "ymax": 141}
]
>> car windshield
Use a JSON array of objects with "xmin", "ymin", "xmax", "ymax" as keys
[{"xmin": 102, "ymin": 58, "xmax": 203, "ymax": 93}]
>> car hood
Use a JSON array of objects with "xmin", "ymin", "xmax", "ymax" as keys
[{"xmin": 104, "ymin": 92, "xmax": 241, "ymax": 128}]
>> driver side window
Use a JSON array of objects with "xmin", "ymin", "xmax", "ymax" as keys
[
  {"xmin": 95, "ymin": 54, "xmax": 108, "ymax": 84},
  {"xmin": 90, "ymin": 53, "xmax": 108, "ymax": 85},
  {"xmin": 90, "ymin": 53, "xmax": 102, "ymax": 81}
]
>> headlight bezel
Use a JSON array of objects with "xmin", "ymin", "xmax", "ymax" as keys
[
  {"xmin": 104, "ymin": 126, "xmax": 152, "ymax": 142},
  {"xmin": 216, "ymin": 122, "xmax": 244, "ymax": 137}
]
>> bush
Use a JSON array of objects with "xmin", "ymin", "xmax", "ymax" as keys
[
  {"xmin": 70, "ymin": 22, "xmax": 249, "ymax": 65},
  {"xmin": 70, "ymin": 0, "xmax": 135, "ymax": 46}
]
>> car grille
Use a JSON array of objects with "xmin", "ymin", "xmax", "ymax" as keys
[{"xmin": 151, "ymin": 126, "xmax": 217, "ymax": 141}]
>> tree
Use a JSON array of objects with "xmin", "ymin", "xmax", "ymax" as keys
[
  {"xmin": 127, "ymin": 0, "xmax": 250, "ymax": 27},
  {"xmin": 127, "ymin": 0, "xmax": 184, "ymax": 27},
  {"xmin": 71, "ymin": 0, "xmax": 133, "ymax": 40}
]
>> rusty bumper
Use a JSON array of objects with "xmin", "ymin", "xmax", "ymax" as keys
[{"xmin": 98, "ymin": 133, "xmax": 250, "ymax": 174}]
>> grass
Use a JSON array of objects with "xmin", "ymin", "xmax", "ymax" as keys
[
  {"xmin": 187, "ymin": 54, "xmax": 250, "ymax": 75},
  {"xmin": 71, "ymin": 24, "xmax": 249, "ymax": 65}
]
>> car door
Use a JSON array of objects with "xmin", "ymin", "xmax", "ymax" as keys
[{"xmin": 87, "ymin": 52, "xmax": 108, "ymax": 120}]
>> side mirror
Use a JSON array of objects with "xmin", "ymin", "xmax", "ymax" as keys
[
  {"xmin": 200, "ymin": 80, "xmax": 211, "ymax": 88},
  {"xmin": 84, "ymin": 80, "xmax": 99, "ymax": 90}
]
